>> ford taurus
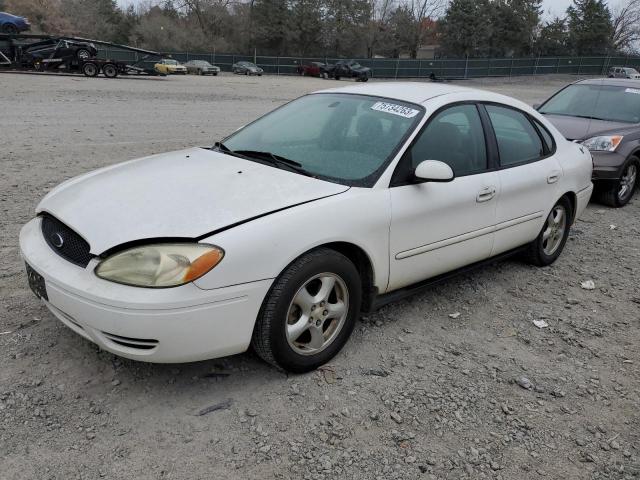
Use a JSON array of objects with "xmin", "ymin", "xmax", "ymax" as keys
[{"xmin": 20, "ymin": 83, "xmax": 593, "ymax": 372}]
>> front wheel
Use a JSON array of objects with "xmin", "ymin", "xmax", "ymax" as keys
[
  {"xmin": 251, "ymin": 248, "xmax": 362, "ymax": 373},
  {"xmin": 525, "ymin": 196, "xmax": 572, "ymax": 267},
  {"xmin": 597, "ymin": 158, "xmax": 638, "ymax": 207}
]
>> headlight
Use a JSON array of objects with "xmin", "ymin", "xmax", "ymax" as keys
[
  {"xmin": 581, "ymin": 135, "xmax": 623, "ymax": 152},
  {"xmin": 96, "ymin": 243, "xmax": 224, "ymax": 288}
]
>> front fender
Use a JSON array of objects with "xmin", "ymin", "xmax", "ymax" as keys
[{"xmin": 194, "ymin": 188, "xmax": 391, "ymax": 292}]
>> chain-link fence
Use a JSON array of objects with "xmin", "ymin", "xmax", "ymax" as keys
[{"xmin": 97, "ymin": 47, "xmax": 640, "ymax": 79}]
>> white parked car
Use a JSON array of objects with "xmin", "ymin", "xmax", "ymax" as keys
[{"xmin": 20, "ymin": 83, "xmax": 593, "ymax": 372}]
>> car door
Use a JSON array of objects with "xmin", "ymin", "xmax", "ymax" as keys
[
  {"xmin": 388, "ymin": 103, "xmax": 499, "ymax": 292},
  {"xmin": 484, "ymin": 104, "xmax": 562, "ymax": 255}
]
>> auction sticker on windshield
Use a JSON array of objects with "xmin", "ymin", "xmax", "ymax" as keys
[{"xmin": 371, "ymin": 102, "xmax": 420, "ymax": 118}]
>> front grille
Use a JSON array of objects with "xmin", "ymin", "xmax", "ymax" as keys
[
  {"xmin": 101, "ymin": 332, "xmax": 159, "ymax": 350},
  {"xmin": 41, "ymin": 214, "xmax": 93, "ymax": 267}
]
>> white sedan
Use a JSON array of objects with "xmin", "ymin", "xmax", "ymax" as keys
[{"xmin": 20, "ymin": 83, "xmax": 593, "ymax": 372}]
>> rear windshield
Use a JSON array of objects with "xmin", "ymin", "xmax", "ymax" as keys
[{"xmin": 539, "ymin": 83, "xmax": 640, "ymax": 123}]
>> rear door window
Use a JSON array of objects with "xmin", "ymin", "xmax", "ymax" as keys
[{"xmin": 486, "ymin": 105, "xmax": 544, "ymax": 167}]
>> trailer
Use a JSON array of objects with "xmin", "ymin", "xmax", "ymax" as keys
[{"xmin": 0, "ymin": 33, "xmax": 165, "ymax": 78}]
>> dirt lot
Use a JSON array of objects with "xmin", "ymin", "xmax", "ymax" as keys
[{"xmin": 1, "ymin": 73, "xmax": 639, "ymax": 480}]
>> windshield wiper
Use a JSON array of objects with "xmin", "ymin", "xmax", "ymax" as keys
[
  {"xmin": 232, "ymin": 150, "xmax": 314, "ymax": 177},
  {"xmin": 544, "ymin": 113, "xmax": 610, "ymax": 121},
  {"xmin": 212, "ymin": 144, "xmax": 315, "ymax": 177},
  {"xmin": 213, "ymin": 141, "xmax": 234, "ymax": 153}
]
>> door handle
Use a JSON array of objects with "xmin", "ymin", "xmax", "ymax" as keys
[
  {"xmin": 547, "ymin": 171, "xmax": 561, "ymax": 184},
  {"xmin": 476, "ymin": 186, "xmax": 496, "ymax": 203}
]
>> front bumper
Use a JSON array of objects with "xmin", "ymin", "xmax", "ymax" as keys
[
  {"xmin": 591, "ymin": 151, "xmax": 626, "ymax": 181},
  {"xmin": 19, "ymin": 217, "xmax": 272, "ymax": 363}
]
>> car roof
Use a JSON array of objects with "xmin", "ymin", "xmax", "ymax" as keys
[
  {"xmin": 576, "ymin": 77, "xmax": 640, "ymax": 87},
  {"xmin": 315, "ymin": 82, "xmax": 472, "ymax": 104}
]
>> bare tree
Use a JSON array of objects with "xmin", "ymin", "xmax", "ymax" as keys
[
  {"xmin": 364, "ymin": 0, "xmax": 394, "ymax": 57},
  {"xmin": 612, "ymin": 0, "xmax": 640, "ymax": 53},
  {"xmin": 173, "ymin": 0, "xmax": 233, "ymax": 39},
  {"xmin": 404, "ymin": 0, "xmax": 445, "ymax": 58}
]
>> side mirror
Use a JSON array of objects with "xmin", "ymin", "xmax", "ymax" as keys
[
  {"xmin": 533, "ymin": 103, "xmax": 541, "ymax": 110},
  {"xmin": 414, "ymin": 160, "xmax": 455, "ymax": 183}
]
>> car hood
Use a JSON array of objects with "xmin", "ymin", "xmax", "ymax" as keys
[
  {"xmin": 37, "ymin": 147, "xmax": 349, "ymax": 255},
  {"xmin": 543, "ymin": 113, "xmax": 636, "ymax": 141}
]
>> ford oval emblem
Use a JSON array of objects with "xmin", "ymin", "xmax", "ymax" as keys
[{"xmin": 51, "ymin": 232, "xmax": 64, "ymax": 248}]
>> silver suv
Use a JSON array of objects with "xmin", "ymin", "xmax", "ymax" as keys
[{"xmin": 608, "ymin": 66, "xmax": 640, "ymax": 79}]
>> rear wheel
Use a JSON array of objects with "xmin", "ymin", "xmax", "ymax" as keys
[
  {"xmin": 76, "ymin": 48, "xmax": 92, "ymax": 61},
  {"xmin": 597, "ymin": 158, "xmax": 638, "ymax": 208},
  {"xmin": 102, "ymin": 63, "xmax": 118, "ymax": 78},
  {"xmin": 251, "ymin": 248, "xmax": 362, "ymax": 373},
  {"xmin": 525, "ymin": 196, "xmax": 572, "ymax": 267},
  {"xmin": 82, "ymin": 62, "xmax": 99, "ymax": 77},
  {"xmin": 2, "ymin": 23, "xmax": 18, "ymax": 34}
]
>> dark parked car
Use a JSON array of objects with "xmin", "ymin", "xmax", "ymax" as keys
[
  {"xmin": 232, "ymin": 61, "xmax": 263, "ymax": 76},
  {"xmin": 537, "ymin": 78, "xmax": 640, "ymax": 207},
  {"xmin": 608, "ymin": 66, "xmax": 640, "ymax": 80},
  {"xmin": 330, "ymin": 60, "xmax": 371, "ymax": 82},
  {"xmin": 184, "ymin": 59, "xmax": 220, "ymax": 75},
  {"xmin": 0, "ymin": 12, "xmax": 30, "ymax": 34},
  {"xmin": 296, "ymin": 61, "xmax": 332, "ymax": 78},
  {"xmin": 21, "ymin": 38, "xmax": 97, "ymax": 68}
]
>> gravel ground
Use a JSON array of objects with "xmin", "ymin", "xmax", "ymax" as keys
[{"xmin": 1, "ymin": 73, "xmax": 639, "ymax": 480}]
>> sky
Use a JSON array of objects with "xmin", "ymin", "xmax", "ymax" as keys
[{"xmin": 116, "ymin": 0, "xmax": 626, "ymax": 20}]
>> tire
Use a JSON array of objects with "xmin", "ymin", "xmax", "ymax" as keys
[
  {"xmin": 213, "ymin": 72, "xmax": 218, "ymax": 76},
  {"xmin": 251, "ymin": 248, "xmax": 362, "ymax": 373},
  {"xmin": 1, "ymin": 23, "xmax": 18, "ymax": 34},
  {"xmin": 361, "ymin": 76, "xmax": 369, "ymax": 82},
  {"xmin": 597, "ymin": 158, "xmax": 638, "ymax": 208},
  {"xmin": 76, "ymin": 48, "xmax": 92, "ymax": 61},
  {"xmin": 82, "ymin": 62, "xmax": 99, "ymax": 77},
  {"xmin": 102, "ymin": 63, "xmax": 118, "ymax": 78},
  {"xmin": 525, "ymin": 196, "xmax": 572, "ymax": 267},
  {"xmin": 334, "ymin": 75, "xmax": 341, "ymax": 80}
]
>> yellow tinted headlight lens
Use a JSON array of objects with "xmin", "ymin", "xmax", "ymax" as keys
[{"xmin": 96, "ymin": 243, "xmax": 224, "ymax": 288}]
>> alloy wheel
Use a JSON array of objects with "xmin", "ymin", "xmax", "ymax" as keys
[
  {"xmin": 618, "ymin": 163, "xmax": 637, "ymax": 200},
  {"xmin": 285, "ymin": 273, "xmax": 349, "ymax": 356},
  {"xmin": 542, "ymin": 205, "xmax": 567, "ymax": 256}
]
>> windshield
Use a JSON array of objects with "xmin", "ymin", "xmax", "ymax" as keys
[
  {"xmin": 625, "ymin": 68, "xmax": 639, "ymax": 74},
  {"xmin": 222, "ymin": 93, "xmax": 423, "ymax": 186},
  {"xmin": 539, "ymin": 83, "xmax": 640, "ymax": 123},
  {"xmin": 164, "ymin": 59, "xmax": 178, "ymax": 65}
]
